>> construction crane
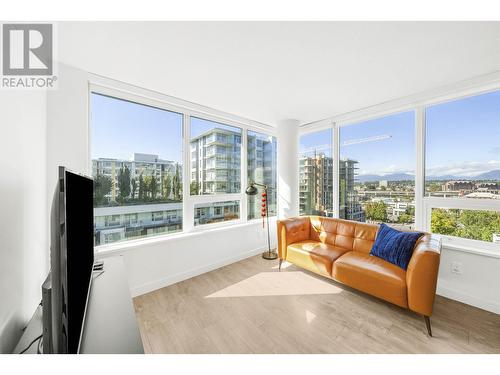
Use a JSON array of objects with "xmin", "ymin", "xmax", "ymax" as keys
[
  {"xmin": 341, "ymin": 134, "xmax": 392, "ymax": 146},
  {"xmin": 300, "ymin": 134, "xmax": 392, "ymax": 155}
]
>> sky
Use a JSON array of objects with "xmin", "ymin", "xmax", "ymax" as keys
[
  {"xmin": 300, "ymin": 90, "xmax": 500, "ymax": 178},
  {"xmin": 91, "ymin": 93, "xmax": 183, "ymax": 162},
  {"xmin": 92, "ymin": 90, "xmax": 500, "ymax": 179},
  {"xmin": 91, "ymin": 93, "xmax": 244, "ymax": 162}
]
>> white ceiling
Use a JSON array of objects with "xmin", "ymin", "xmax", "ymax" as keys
[{"xmin": 58, "ymin": 22, "xmax": 500, "ymax": 126}]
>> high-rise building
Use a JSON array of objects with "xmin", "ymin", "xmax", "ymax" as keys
[
  {"xmin": 299, "ymin": 153, "xmax": 334, "ymax": 216},
  {"xmin": 190, "ymin": 128, "xmax": 241, "ymax": 194},
  {"xmin": 339, "ymin": 159, "xmax": 365, "ymax": 222}
]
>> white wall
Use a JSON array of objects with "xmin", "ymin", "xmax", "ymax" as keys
[
  {"xmin": 0, "ymin": 90, "xmax": 48, "ymax": 353},
  {"xmin": 99, "ymin": 221, "xmax": 277, "ymax": 296},
  {"xmin": 437, "ymin": 247, "xmax": 500, "ymax": 314}
]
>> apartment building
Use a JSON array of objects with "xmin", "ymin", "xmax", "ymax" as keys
[
  {"xmin": 190, "ymin": 128, "xmax": 241, "ymax": 194},
  {"xmin": 92, "ymin": 153, "xmax": 181, "ymax": 202}
]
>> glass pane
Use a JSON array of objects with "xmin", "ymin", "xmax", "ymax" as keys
[
  {"xmin": 425, "ymin": 91, "xmax": 500, "ymax": 198},
  {"xmin": 247, "ymin": 131, "xmax": 277, "ymax": 220},
  {"xmin": 91, "ymin": 93, "xmax": 183, "ymax": 246},
  {"xmin": 194, "ymin": 201, "xmax": 240, "ymax": 226},
  {"xmin": 299, "ymin": 129, "xmax": 333, "ymax": 216},
  {"xmin": 431, "ymin": 208, "xmax": 500, "ymax": 244},
  {"xmin": 190, "ymin": 117, "xmax": 242, "ymax": 195},
  {"xmin": 339, "ymin": 111, "xmax": 415, "ymax": 229}
]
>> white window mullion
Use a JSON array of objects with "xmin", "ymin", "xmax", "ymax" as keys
[
  {"xmin": 415, "ymin": 107, "xmax": 425, "ymax": 231},
  {"xmin": 183, "ymin": 113, "xmax": 194, "ymax": 233},
  {"xmin": 333, "ymin": 121, "xmax": 340, "ymax": 218},
  {"xmin": 241, "ymin": 129, "xmax": 248, "ymax": 222}
]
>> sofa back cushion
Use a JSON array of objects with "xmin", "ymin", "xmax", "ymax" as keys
[{"xmin": 309, "ymin": 216, "xmax": 378, "ymax": 252}]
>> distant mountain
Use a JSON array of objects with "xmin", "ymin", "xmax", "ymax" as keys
[
  {"xmin": 356, "ymin": 169, "xmax": 500, "ymax": 183},
  {"xmin": 427, "ymin": 170, "xmax": 500, "ymax": 181},
  {"xmin": 357, "ymin": 173, "xmax": 414, "ymax": 182},
  {"xmin": 474, "ymin": 170, "xmax": 500, "ymax": 180}
]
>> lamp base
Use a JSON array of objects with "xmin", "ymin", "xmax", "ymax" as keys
[{"xmin": 262, "ymin": 250, "xmax": 278, "ymax": 260}]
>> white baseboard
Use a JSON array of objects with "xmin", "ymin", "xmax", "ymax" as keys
[
  {"xmin": 437, "ymin": 279, "xmax": 500, "ymax": 315},
  {"xmin": 130, "ymin": 245, "xmax": 272, "ymax": 297}
]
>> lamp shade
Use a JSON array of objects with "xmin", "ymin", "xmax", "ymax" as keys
[{"xmin": 245, "ymin": 184, "xmax": 258, "ymax": 195}]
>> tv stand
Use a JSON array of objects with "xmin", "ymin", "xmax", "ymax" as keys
[{"xmin": 14, "ymin": 256, "xmax": 144, "ymax": 354}]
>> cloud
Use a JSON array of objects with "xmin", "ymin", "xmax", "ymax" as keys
[{"xmin": 426, "ymin": 160, "xmax": 500, "ymax": 177}]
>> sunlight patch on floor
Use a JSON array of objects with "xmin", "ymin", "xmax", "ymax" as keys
[
  {"xmin": 205, "ymin": 271, "xmax": 343, "ymax": 298},
  {"xmin": 305, "ymin": 309, "xmax": 317, "ymax": 323}
]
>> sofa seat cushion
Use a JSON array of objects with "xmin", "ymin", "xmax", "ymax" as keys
[
  {"xmin": 332, "ymin": 251, "xmax": 408, "ymax": 308},
  {"xmin": 286, "ymin": 241, "xmax": 350, "ymax": 277}
]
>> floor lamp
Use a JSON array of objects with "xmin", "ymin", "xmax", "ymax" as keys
[{"xmin": 245, "ymin": 182, "xmax": 278, "ymax": 260}]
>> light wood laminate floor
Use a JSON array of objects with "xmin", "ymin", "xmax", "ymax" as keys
[{"xmin": 133, "ymin": 255, "xmax": 500, "ymax": 353}]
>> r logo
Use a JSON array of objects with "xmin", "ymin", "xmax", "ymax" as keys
[{"xmin": 2, "ymin": 24, "xmax": 53, "ymax": 76}]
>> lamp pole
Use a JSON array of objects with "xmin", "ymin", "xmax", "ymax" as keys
[{"xmin": 246, "ymin": 182, "xmax": 277, "ymax": 260}]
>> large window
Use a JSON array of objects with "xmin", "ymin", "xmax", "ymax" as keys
[
  {"xmin": 339, "ymin": 112, "xmax": 416, "ymax": 229},
  {"xmin": 299, "ymin": 129, "xmax": 333, "ymax": 216},
  {"xmin": 91, "ymin": 92, "xmax": 183, "ymax": 246},
  {"xmin": 425, "ymin": 90, "xmax": 500, "ymax": 199},
  {"xmin": 90, "ymin": 85, "xmax": 277, "ymax": 248},
  {"xmin": 424, "ymin": 90, "xmax": 500, "ymax": 246},
  {"xmin": 247, "ymin": 131, "xmax": 277, "ymax": 219},
  {"xmin": 190, "ymin": 117, "xmax": 242, "ymax": 195}
]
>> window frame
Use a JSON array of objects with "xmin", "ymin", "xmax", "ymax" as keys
[
  {"xmin": 299, "ymin": 81, "xmax": 500, "ymax": 255},
  {"xmin": 247, "ymin": 129, "xmax": 278, "ymax": 220},
  {"xmin": 88, "ymin": 82, "xmax": 277, "ymax": 251}
]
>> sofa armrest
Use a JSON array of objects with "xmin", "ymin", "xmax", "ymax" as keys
[
  {"xmin": 276, "ymin": 217, "xmax": 311, "ymax": 260},
  {"xmin": 406, "ymin": 234, "xmax": 442, "ymax": 316}
]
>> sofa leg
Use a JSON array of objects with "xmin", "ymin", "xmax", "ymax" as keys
[
  {"xmin": 424, "ymin": 316, "xmax": 432, "ymax": 337},
  {"xmin": 278, "ymin": 259, "xmax": 283, "ymax": 271}
]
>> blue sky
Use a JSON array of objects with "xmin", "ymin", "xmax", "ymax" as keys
[
  {"xmin": 91, "ymin": 93, "xmax": 183, "ymax": 162},
  {"xmin": 93, "ymin": 90, "xmax": 500, "ymax": 178},
  {"xmin": 300, "ymin": 90, "xmax": 500, "ymax": 177},
  {"xmin": 91, "ymin": 94, "xmax": 244, "ymax": 161},
  {"xmin": 425, "ymin": 90, "xmax": 500, "ymax": 177}
]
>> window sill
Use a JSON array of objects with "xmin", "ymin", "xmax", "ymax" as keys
[
  {"xmin": 95, "ymin": 218, "xmax": 276, "ymax": 258},
  {"xmin": 441, "ymin": 238, "xmax": 500, "ymax": 259}
]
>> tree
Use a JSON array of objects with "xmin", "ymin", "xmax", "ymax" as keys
[
  {"xmin": 143, "ymin": 176, "xmax": 152, "ymax": 200},
  {"xmin": 190, "ymin": 181, "xmax": 200, "ymax": 195},
  {"xmin": 138, "ymin": 173, "xmax": 145, "ymax": 201},
  {"xmin": 398, "ymin": 213, "xmax": 412, "ymax": 224},
  {"xmin": 162, "ymin": 172, "xmax": 172, "ymax": 200},
  {"xmin": 430, "ymin": 208, "xmax": 458, "ymax": 236},
  {"xmin": 93, "ymin": 173, "xmax": 112, "ymax": 206},
  {"xmin": 365, "ymin": 201, "xmax": 387, "ymax": 222},
  {"xmin": 117, "ymin": 166, "xmax": 131, "ymax": 201},
  {"xmin": 172, "ymin": 164, "xmax": 182, "ymax": 201},
  {"xmin": 150, "ymin": 175, "xmax": 158, "ymax": 199},
  {"xmin": 131, "ymin": 177, "xmax": 137, "ymax": 199}
]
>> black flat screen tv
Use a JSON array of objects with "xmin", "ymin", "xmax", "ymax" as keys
[{"xmin": 49, "ymin": 166, "xmax": 94, "ymax": 354}]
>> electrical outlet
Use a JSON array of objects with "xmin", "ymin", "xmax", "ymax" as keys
[{"xmin": 451, "ymin": 261, "xmax": 463, "ymax": 274}]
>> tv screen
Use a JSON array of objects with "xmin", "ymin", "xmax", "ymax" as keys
[{"xmin": 50, "ymin": 167, "xmax": 94, "ymax": 353}]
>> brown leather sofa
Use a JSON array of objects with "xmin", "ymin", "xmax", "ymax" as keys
[{"xmin": 277, "ymin": 216, "xmax": 441, "ymax": 336}]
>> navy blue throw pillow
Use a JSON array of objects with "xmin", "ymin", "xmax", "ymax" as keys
[{"xmin": 370, "ymin": 223, "xmax": 424, "ymax": 270}]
